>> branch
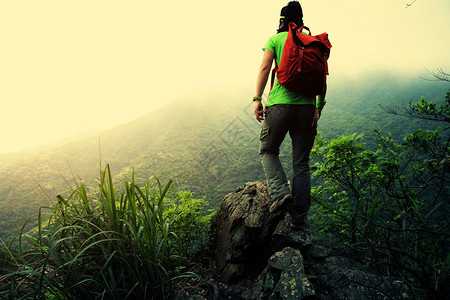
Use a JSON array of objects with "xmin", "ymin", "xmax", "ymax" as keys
[
  {"xmin": 379, "ymin": 101, "xmax": 450, "ymax": 124},
  {"xmin": 420, "ymin": 68, "xmax": 450, "ymax": 83},
  {"xmin": 406, "ymin": 0, "xmax": 417, "ymax": 8}
]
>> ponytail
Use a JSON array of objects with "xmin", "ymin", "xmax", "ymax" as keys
[{"xmin": 277, "ymin": 1, "xmax": 303, "ymax": 33}]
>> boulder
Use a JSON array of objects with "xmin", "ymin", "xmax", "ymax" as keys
[
  {"xmin": 308, "ymin": 246, "xmax": 411, "ymax": 300},
  {"xmin": 211, "ymin": 181, "xmax": 411, "ymax": 299},
  {"xmin": 211, "ymin": 181, "xmax": 312, "ymax": 284},
  {"xmin": 243, "ymin": 247, "xmax": 315, "ymax": 300}
]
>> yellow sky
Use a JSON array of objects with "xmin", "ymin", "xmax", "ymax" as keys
[{"xmin": 1, "ymin": 0, "xmax": 449, "ymax": 153}]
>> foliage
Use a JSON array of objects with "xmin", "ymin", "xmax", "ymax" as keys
[
  {"xmin": 0, "ymin": 164, "xmax": 212, "ymax": 299},
  {"xmin": 311, "ymin": 119, "xmax": 449, "ymax": 298},
  {"xmin": 381, "ymin": 89, "xmax": 450, "ymax": 125},
  {"xmin": 164, "ymin": 191, "xmax": 214, "ymax": 259}
]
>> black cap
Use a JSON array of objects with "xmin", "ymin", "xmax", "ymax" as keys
[{"xmin": 280, "ymin": 1, "xmax": 303, "ymax": 22}]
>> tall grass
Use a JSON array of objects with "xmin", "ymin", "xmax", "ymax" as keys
[{"xmin": 0, "ymin": 164, "xmax": 210, "ymax": 299}]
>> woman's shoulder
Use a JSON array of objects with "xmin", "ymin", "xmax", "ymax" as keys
[
  {"xmin": 264, "ymin": 32, "xmax": 288, "ymax": 51},
  {"xmin": 268, "ymin": 31, "xmax": 288, "ymax": 42}
]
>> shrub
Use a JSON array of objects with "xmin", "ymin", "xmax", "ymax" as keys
[
  {"xmin": 311, "ymin": 129, "xmax": 449, "ymax": 298},
  {"xmin": 0, "ymin": 164, "xmax": 212, "ymax": 299}
]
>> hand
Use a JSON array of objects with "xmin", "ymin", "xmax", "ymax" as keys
[{"xmin": 254, "ymin": 100, "xmax": 264, "ymax": 122}]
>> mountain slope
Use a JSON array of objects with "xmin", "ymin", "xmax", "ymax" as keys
[
  {"xmin": 0, "ymin": 89, "xmax": 264, "ymax": 242},
  {"xmin": 0, "ymin": 73, "xmax": 448, "ymax": 243},
  {"xmin": 0, "ymin": 129, "xmax": 104, "ymax": 170}
]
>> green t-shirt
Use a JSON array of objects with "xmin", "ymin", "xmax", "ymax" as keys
[{"xmin": 263, "ymin": 32, "xmax": 316, "ymax": 107}]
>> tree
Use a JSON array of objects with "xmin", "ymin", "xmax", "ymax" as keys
[
  {"xmin": 311, "ymin": 84, "xmax": 449, "ymax": 298},
  {"xmin": 381, "ymin": 69, "xmax": 450, "ymax": 125},
  {"xmin": 381, "ymin": 91, "xmax": 450, "ymax": 124}
]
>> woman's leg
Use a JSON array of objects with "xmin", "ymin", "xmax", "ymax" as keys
[
  {"xmin": 288, "ymin": 105, "xmax": 317, "ymax": 225},
  {"xmin": 259, "ymin": 105, "xmax": 291, "ymax": 200}
]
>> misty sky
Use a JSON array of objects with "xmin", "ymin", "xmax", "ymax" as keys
[{"xmin": 1, "ymin": 0, "xmax": 449, "ymax": 153}]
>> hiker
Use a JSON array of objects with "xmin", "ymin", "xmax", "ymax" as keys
[{"xmin": 253, "ymin": 1, "xmax": 329, "ymax": 229}]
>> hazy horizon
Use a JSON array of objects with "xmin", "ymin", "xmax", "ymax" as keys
[{"xmin": 1, "ymin": 0, "xmax": 449, "ymax": 153}]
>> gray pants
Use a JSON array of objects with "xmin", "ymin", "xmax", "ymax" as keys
[{"xmin": 259, "ymin": 104, "xmax": 317, "ymax": 225}]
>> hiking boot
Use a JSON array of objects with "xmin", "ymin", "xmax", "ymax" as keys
[
  {"xmin": 269, "ymin": 194, "xmax": 294, "ymax": 214},
  {"xmin": 291, "ymin": 218, "xmax": 309, "ymax": 231}
]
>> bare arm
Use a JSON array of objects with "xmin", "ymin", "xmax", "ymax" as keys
[{"xmin": 254, "ymin": 49, "xmax": 275, "ymax": 122}]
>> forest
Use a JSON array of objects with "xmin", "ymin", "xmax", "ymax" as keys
[{"xmin": 0, "ymin": 71, "xmax": 448, "ymax": 299}]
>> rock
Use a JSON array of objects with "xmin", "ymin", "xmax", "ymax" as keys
[
  {"xmin": 220, "ymin": 263, "xmax": 246, "ymax": 284},
  {"xmin": 211, "ymin": 181, "xmax": 313, "ymax": 284},
  {"xmin": 246, "ymin": 247, "xmax": 315, "ymax": 300},
  {"xmin": 211, "ymin": 181, "xmax": 273, "ymax": 283},
  {"xmin": 309, "ymin": 250, "xmax": 412, "ymax": 300},
  {"xmin": 306, "ymin": 243, "xmax": 333, "ymax": 260},
  {"xmin": 271, "ymin": 214, "xmax": 313, "ymax": 252},
  {"xmin": 211, "ymin": 181, "xmax": 411, "ymax": 300},
  {"xmin": 172, "ymin": 291, "xmax": 206, "ymax": 300}
]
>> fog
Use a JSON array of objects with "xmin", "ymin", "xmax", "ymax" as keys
[{"xmin": 1, "ymin": 0, "xmax": 449, "ymax": 153}]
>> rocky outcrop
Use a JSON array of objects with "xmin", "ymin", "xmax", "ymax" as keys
[
  {"xmin": 307, "ymin": 243, "xmax": 411, "ymax": 300},
  {"xmin": 244, "ymin": 247, "xmax": 315, "ymax": 299},
  {"xmin": 211, "ymin": 181, "xmax": 412, "ymax": 300},
  {"xmin": 211, "ymin": 181, "xmax": 312, "ymax": 284}
]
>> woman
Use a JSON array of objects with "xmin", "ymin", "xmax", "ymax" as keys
[{"xmin": 253, "ymin": 1, "xmax": 327, "ymax": 229}]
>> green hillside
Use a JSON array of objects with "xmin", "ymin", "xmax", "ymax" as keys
[
  {"xmin": 0, "ymin": 72, "xmax": 448, "ymax": 243},
  {"xmin": 319, "ymin": 72, "xmax": 448, "ymax": 144},
  {"xmin": 0, "ymin": 89, "xmax": 263, "ymax": 242},
  {"xmin": 0, "ymin": 129, "xmax": 104, "ymax": 170}
]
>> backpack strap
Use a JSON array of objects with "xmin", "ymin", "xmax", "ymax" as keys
[
  {"xmin": 291, "ymin": 23, "xmax": 306, "ymax": 73},
  {"xmin": 302, "ymin": 25, "xmax": 312, "ymax": 36},
  {"xmin": 270, "ymin": 65, "xmax": 277, "ymax": 91}
]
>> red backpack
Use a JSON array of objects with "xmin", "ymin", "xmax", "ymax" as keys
[{"xmin": 272, "ymin": 22, "xmax": 332, "ymax": 95}]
